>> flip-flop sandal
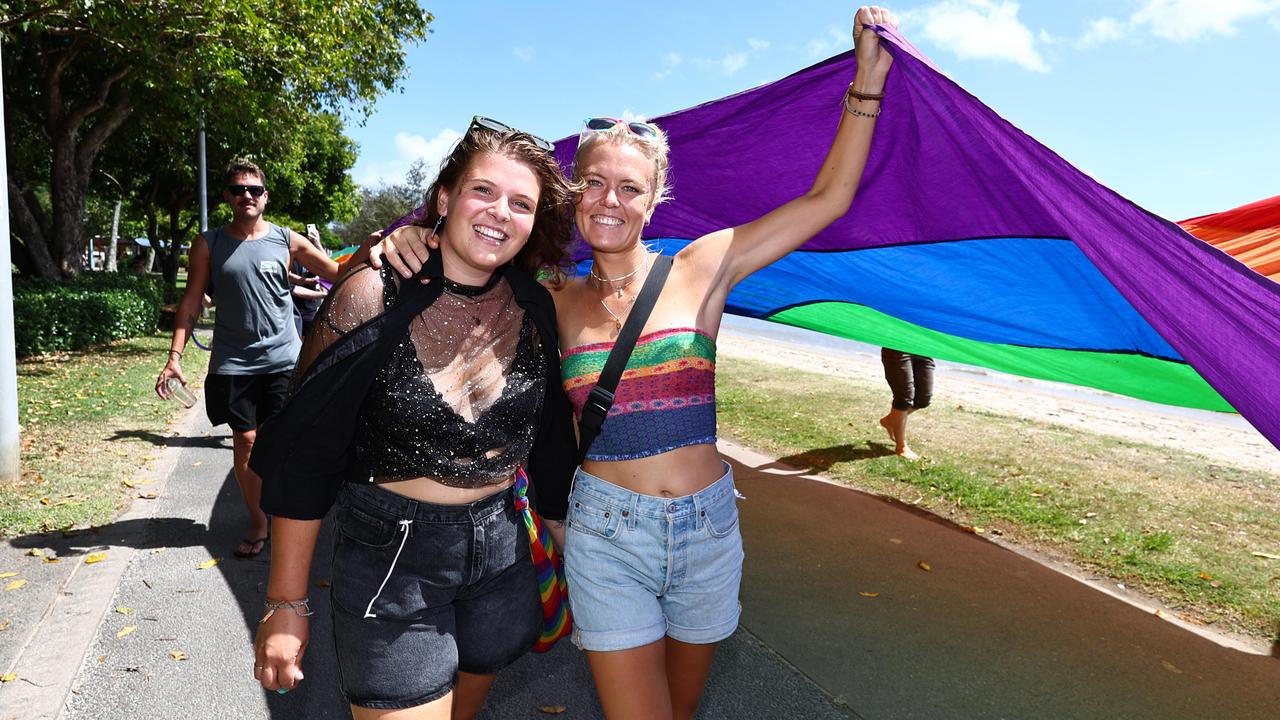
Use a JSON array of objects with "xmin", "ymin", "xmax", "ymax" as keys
[{"xmin": 234, "ymin": 535, "xmax": 269, "ymax": 559}]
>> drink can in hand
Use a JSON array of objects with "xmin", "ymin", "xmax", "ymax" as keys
[{"xmin": 166, "ymin": 378, "xmax": 197, "ymax": 408}]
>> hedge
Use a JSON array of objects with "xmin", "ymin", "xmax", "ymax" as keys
[{"xmin": 13, "ymin": 272, "xmax": 165, "ymax": 357}]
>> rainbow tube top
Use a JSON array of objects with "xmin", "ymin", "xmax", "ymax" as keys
[{"xmin": 561, "ymin": 328, "xmax": 717, "ymax": 461}]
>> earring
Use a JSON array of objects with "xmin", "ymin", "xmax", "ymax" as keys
[{"xmin": 433, "ymin": 214, "xmax": 446, "ymax": 235}]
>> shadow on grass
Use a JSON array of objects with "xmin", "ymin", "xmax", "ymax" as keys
[
  {"xmin": 761, "ymin": 442, "xmax": 896, "ymax": 473},
  {"xmin": 6, "ymin": 517, "xmax": 212, "ymax": 556},
  {"xmin": 107, "ymin": 429, "xmax": 231, "ymax": 449}
]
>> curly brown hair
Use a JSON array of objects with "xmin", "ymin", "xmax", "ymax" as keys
[{"xmin": 416, "ymin": 129, "xmax": 578, "ymax": 287}]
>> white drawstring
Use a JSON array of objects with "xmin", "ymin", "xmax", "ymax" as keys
[{"xmin": 363, "ymin": 519, "xmax": 413, "ymax": 619}]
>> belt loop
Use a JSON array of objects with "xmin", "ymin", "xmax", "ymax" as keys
[{"xmin": 628, "ymin": 493, "xmax": 639, "ymax": 529}]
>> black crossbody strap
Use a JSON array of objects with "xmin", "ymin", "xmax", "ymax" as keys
[{"xmin": 577, "ymin": 254, "xmax": 674, "ymax": 461}]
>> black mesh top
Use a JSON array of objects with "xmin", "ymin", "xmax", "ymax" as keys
[{"xmin": 300, "ymin": 265, "xmax": 545, "ymax": 488}]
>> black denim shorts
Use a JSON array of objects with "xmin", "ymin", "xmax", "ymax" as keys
[{"xmin": 329, "ymin": 481, "xmax": 541, "ymax": 710}]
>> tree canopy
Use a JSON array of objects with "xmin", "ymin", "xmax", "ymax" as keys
[{"xmin": 3, "ymin": 0, "xmax": 432, "ymax": 280}]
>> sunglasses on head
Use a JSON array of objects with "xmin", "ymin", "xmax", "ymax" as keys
[
  {"xmin": 583, "ymin": 117, "xmax": 660, "ymax": 140},
  {"xmin": 227, "ymin": 184, "xmax": 266, "ymax": 197},
  {"xmin": 468, "ymin": 115, "xmax": 554, "ymax": 153}
]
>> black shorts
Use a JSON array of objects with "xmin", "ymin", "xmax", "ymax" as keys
[
  {"xmin": 330, "ymin": 482, "xmax": 540, "ymax": 710},
  {"xmin": 203, "ymin": 371, "xmax": 291, "ymax": 432}
]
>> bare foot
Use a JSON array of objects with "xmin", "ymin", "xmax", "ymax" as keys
[
  {"xmin": 896, "ymin": 445, "xmax": 920, "ymax": 461},
  {"xmin": 879, "ymin": 416, "xmax": 897, "ymax": 443}
]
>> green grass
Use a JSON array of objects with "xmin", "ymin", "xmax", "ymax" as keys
[
  {"xmin": 1, "ymin": 333, "xmax": 211, "ymax": 536},
  {"xmin": 718, "ymin": 357, "xmax": 1280, "ymax": 640}
]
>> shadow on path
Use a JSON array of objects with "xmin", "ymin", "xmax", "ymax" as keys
[
  {"xmin": 107, "ymin": 429, "xmax": 231, "ymax": 449},
  {"xmin": 767, "ymin": 442, "xmax": 896, "ymax": 473}
]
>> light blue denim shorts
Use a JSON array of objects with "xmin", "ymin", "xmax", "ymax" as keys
[{"xmin": 564, "ymin": 462, "xmax": 744, "ymax": 652}]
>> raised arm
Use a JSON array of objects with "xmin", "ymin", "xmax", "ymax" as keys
[{"xmin": 689, "ymin": 5, "xmax": 897, "ymax": 292}]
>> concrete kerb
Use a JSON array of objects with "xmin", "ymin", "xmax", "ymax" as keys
[
  {"xmin": 0, "ymin": 403, "xmax": 207, "ymax": 720},
  {"xmin": 714, "ymin": 437, "xmax": 1272, "ymax": 658}
]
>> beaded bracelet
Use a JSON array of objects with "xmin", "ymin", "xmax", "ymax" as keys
[
  {"xmin": 843, "ymin": 94, "xmax": 882, "ymax": 119},
  {"xmin": 260, "ymin": 597, "xmax": 313, "ymax": 624}
]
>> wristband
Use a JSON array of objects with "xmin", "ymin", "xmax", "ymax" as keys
[{"xmin": 168, "ymin": 349, "xmax": 183, "ymax": 360}]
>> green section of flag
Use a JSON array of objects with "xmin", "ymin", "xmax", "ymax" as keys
[{"xmin": 769, "ymin": 302, "xmax": 1233, "ymax": 413}]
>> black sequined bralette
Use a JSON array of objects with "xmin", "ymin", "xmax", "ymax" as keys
[{"xmin": 339, "ymin": 266, "xmax": 546, "ymax": 487}]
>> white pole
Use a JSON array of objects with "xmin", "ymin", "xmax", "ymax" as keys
[{"xmin": 0, "ymin": 45, "xmax": 22, "ymax": 484}]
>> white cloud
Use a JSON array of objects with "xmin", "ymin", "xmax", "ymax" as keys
[
  {"xmin": 1130, "ymin": 0, "xmax": 1280, "ymax": 41},
  {"xmin": 653, "ymin": 52, "xmax": 683, "ymax": 81},
  {"xmin": 512, "ymin": 46, "xmax": 535, "ymax": 63},
  {"xmin": 1076, "ymin": 17, "xmax": 1127, "ymax": 47},
  {"xmin": 686, "ymin": 41, "xmax": 765, "ymax": 77},
  {"xmin": 357, "ymin": 129, "xmax": 463, "ymax": 188},
  {"xmin": 908, "ymin": 0, "xmax": 1049, "ymax": 72},
  {"xmin": 721, "ymin": 51, "xmax": 748, "ymax": 74},
  {"xmin": 806, "ymin": 25, "xmax": 848, "ymax": 58}
]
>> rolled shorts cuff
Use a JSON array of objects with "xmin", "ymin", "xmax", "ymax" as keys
[
  {"xmin": 348, "ymin": 681, "xmax": 454, "ymax": 711},
  {"xmin": 666, "ymin": 602, "xmax": 742, "ymax": 645},
  {"xmin": 573, "ymin": 620, "xmax": 669, "ymax": 653}
]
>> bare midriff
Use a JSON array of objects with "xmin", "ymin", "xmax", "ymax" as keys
[
  {"xmin": 581, "ymin": 442, "xmax": 724, "ymax": 498},
  {"xmin": 376, "ymin": 476, "xmax": 515, "ymax": 505}
]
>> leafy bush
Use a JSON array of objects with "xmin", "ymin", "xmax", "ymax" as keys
[{"xmin": 12, "ymin": 272, "xmax": 164, "ymax": 357}]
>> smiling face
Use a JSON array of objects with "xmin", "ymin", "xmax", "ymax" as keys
[
  {"xmin": 574, "ymin": 141, "xmax": 657, "ymax": 255},
  {"xmin": 435, "ymin": 152, "xmax": 542, "ymax": 285},
  {"xmin": 223, "ymin": 171, "xmax": 268, "ymax": 223}
]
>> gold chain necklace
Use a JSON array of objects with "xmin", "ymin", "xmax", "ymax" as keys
[
  {"xmin": 591, "ymin": 251, "xmax": 650, "ymax": 298},
  {"xmin": 597, "ymin": 252, "xmax": 654, "ymax": 331}
]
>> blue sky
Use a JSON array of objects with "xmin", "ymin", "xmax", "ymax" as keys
[{"xmin": 345, "ymin": 0, "xmax": 1280, "ymax": 220}]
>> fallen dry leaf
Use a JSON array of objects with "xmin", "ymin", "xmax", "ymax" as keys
[
  {"xmin": 1197, "ymin": 572, "xmax": 1213, "ymax": 581},
  {"xmin": 137, "ymin": 492, "xmax": 158, "ymax": 500},
  {"xmin": 191, "ymin": 461, "xmax": 203, "ymax": 467},
  {"xmin": 1160, "ymin": 659, "xmax": 1183, "ymax": 674},
  {"xmin": 1153, "ymin": 609, "xmax": 1168, "ymax": 619},
  {"xmin": 917, "ymin": 561, "xmax": 932, "ymax": 572},
  {"xmin": 26, "ymin": 549, "xmax": 42, "ymax": 557},
  {"xmin": 5, "ymin": 579, "xmax": 27, "ymax": 591},
  {"xmin": 964, "ymin": 526, "xmax": 985, "ymax": 534},
  {"xmin": 43, "ymin": 556, "xmax": 60, "ymax": 564},
  {"xmin": 0, "ymin": 673, "xmax": 16, "ymax": 683},
  {"xmin": 122, "ymin": 480, "xmax": 138, "ymax": 488},
  {"xmin": 537, "ymin": 706, "xmax": 567, "ymax": 715},
  {"xmin": 169, "ymin": 650, "xmax": 188, "ymax": 661},
  {"xmin": 85, "ymin": 553, "xmax": 108, "ymax": 564},
  {"xmin": 197, "ymin": 558, "xmax": 219, "ymax": 570},
  {"xmin": 39, "ymin": 497, "xmax": 50, "ymax": 505},
  {"xmin": 117, "ymin": 626, "xmax": 137, "ymax": 638},
  {"xmin": 0, "ymin": 619, "xmax": 12, "ymax": 631},
  {"xmin": 115, "ymin": 606, "xmax": 134, "ymax": 616},
  {"xmin": 858, "ymin": 591, "xmax": 881, "ymax": 598},
  {"xmin": 1250, "ymin": 551, "xmax": 1280, "ymax": 560},
  {"xmin": 0, "ymin": 572, "xmax": 16, "ymax": 579}
]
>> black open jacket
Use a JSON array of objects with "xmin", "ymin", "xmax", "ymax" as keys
[{"xmin": 249, "ymin": 249, "xmax": 577, "ymax": 521}]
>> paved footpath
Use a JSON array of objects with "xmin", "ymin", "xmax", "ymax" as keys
[{"xmin": 2, "ymin": 407, "xmax": 1279, "ymax": 719}]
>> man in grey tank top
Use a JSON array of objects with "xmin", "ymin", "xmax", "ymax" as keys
[{"xmin": 156, "ymin": 159, "xmax": 372, "ymax": 559}]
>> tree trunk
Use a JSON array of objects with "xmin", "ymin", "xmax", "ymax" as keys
[
  {"xmin": 106, "ymin": 199, "xmax": 121, "ymax": 271},
  {"xmin": 6, "ymin": 178, "xmax": 58, "ymax": 279},
  {"xmin": 41, "ymin": 47, "xmax": 133, "ymax": 280}
]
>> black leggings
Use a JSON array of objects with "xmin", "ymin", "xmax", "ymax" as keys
[{"xmin": 881, "ymin": 348, "xmax": 935, "ymax": 411}]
